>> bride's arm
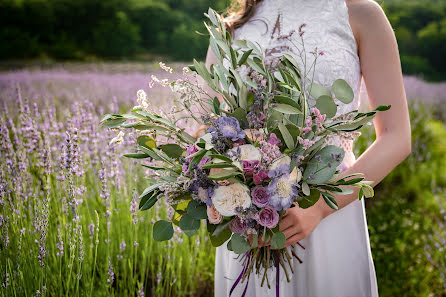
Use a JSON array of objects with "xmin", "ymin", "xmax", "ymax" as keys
[
  {"xmin": 191, "ymin": 45, "xmax": 224, "ymax": 138},
  {"xmin": 315, "ymin": 0, "xmax": 411, "ymax": 218},
  {"xmin": 279, "ymin": 0, "xmax": 411, "ymax": 246}
]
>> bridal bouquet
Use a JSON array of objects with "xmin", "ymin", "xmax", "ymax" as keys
[{"xmin": 101, "ymin": 8, "xmax": 389, "ymax": 296}]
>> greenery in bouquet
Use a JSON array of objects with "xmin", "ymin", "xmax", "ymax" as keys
[{"xmin": 101, "ymin": 8, "xmax": 390, "ymax": 293}]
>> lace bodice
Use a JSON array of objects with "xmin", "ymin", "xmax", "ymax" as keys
[{"xmin": 233, "ymin": 0, "xmax": 362, "ymax": 152}]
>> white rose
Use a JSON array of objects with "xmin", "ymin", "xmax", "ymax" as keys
[
  {"xmin": 269, "ymin": 155, "xmax": 291, "ymax": 170},
  {"xmin": 211, "ymin": 183, "xmax": 251, "ymax": 217},
  {"xmin": 229, "ymin": 144, "xmax": 262, "ymax": 161}
]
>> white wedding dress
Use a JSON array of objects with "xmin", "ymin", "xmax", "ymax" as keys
[{"xmin": 214, "ymin": 0, "xmax": 379, "ymax": 296}]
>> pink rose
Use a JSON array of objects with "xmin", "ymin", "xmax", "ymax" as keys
[
  {"xmin": 207, "ymin": 205, "xmax": 223, "ymax": 224},
  {"xmin": 257, "ymin": 206, "xmax": 279, "ymax": 229}
]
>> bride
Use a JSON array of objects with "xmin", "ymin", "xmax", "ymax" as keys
[{"xmin": 195, "ymin": 0, "xmax": 411, "ymax": 296}]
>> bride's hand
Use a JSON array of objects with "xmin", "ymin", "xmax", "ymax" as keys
[{"xmin": 278, "ymin": 203, "xmax": 325, "ymax": 247}]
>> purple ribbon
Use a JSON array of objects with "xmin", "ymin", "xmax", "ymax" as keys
[
  {"xmin": 229, "ymin": 251, "xmax": 250, "ymax": 297},
  {"xmin": 275, "ymin": 251, "xmax": 280, "ymax": 297}
]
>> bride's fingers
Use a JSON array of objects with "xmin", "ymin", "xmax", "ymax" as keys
[
  {"xmin": 279, "ymin": 216, "xmax": 294, "ymax": 232},
  {"xmin": 282, "ymin": 226, "xmax": 299, "ymax": 239},
  {"xmin": 284, "ymin": 233, "xmax": 306, "ymax": 248}
]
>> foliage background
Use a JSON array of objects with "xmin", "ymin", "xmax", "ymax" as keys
[{"xmin": 1, "ymin": 0, "xmax": 446, "ymax": 80}]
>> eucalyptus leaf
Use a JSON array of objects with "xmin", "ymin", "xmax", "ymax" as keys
[
  {"xmin": 332, "ymin": 79, "xmax": 354, "ymax": 104},
  {"xmin": 153, "ymin": 220, "xmax": 174, "ymax": 241},
  {"xmin": 309, "ymin": 83, "xmax": 331, "ymax": 99},
  {"xmin": 210, "ymin": 227, "xmax": 232, "ymax": 247},
  {"xmin": 187, "ymin": 200, "xmax": 208, "ymax": 220},
  {"xmin": 230, "ymin": 234, "xmax": 251, "ymax": 254},
  {"xmin": 270, "ymin": 232, "xmax": 286, "ymax": 249},
  {"xmin": 179, "ymin": 214, "xmax": 201, "ymax": 237},
  {"xmin": 303, "ymin": 145, "xmax": 344, "ymax": 184},
  {"xmin": 316, "ymin": 95, "xmax": 337, "ymax": 118}
]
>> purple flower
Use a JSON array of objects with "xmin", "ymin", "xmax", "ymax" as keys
[
  {"xmin": 186, "ymin": 144, "xmax": 199, "ymax": 157},
  {"xmin": 198, "ymin": 157, "xmax": 210, "ymax": 169},
  {"xmin": 267, "ymin": 133, "xmax": 281, "ymax": 146},
  {"xmin": 268, "ymin": 164, "xmax": 290, "ymax": 179},
  {"xmin": 209, "ymin": 117, "xmax": 245, "ymax": 141},
  {"xmin": 230, "ymin": 217, "xmax": 248, "ymax": 234},
  {"xmin": 242, "ymin": 160, "xmax": 260, "ymax": 176},
  {"xmin": 252, "ymin": 186, "xmax": 269, "ymax": 208},
  {"xmin": 257, "ymin": 206, "xmax": 279, "ymax": 228},
  {"xmin": 267, "ymin": 165, "xmax": 299, "ymax": 211},
  {"xmin": 253, "ymin": 170, "xmax": 269, "ymax": 184}
]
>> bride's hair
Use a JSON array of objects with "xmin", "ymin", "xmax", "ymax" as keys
[{"xmin": 224, "ymin": 0, "xmax": 263, "ymax": 33}]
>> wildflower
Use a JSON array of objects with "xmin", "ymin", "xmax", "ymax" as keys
[
  {"xmin": 208, "ymin": 116, "xmax": 246, "ymax": 142},
  {"xmin": 267, "ymin": 164, "xmax": 300, "ymax": 211},
  {"xmin": 109, "ymin": 131, "xmax": 125, "ymax": 145},
  {"xmin": 159, "ymin": 62, "xmax": 173, "ymax": 73}
]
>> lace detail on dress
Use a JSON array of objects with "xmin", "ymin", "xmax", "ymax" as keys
[{"xmin": 233, "ymin": 0, "xmax": 362, "ymax": 153}]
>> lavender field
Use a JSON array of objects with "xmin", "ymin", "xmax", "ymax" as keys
[{"xmin": 0, "ymin": 63, "xmax": 445, "ymax": 297}]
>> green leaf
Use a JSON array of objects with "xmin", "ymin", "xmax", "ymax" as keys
[
  {"xmin": 212, "ymin": 219, "xmax": 232, "ymax": 236},
  {"xmin": 123, "ymin": 153, "xmax": 149, "ymax": 159},
  {"xmin": 153, "ymin": 220, "xmax": 174, "ymax": 241},
  {"xmin": 303, "ymin": 145, "xmax": 344, "ymax": 184},
  {"xmin": 139, "ymin": 182, "xmax": 165, "ymax": 200},
  {"xmin": 160, "ymin": 144, "xmax": 184, "ymax": 159},
  {"xmin": 361, "ymin": 185, "xmax": 374, "ymax": 198},
  {"xmin": 270, "ymin": 232, "xmax": 286, "ymax": 249},
  {"xmin": 208, "ymin": 154, "xmax": 233, "ymax": 163},
  {"xmin": 230, "ymin": 234, "xmax": 251, "ymax": 254},
  {"xmin": 322, "ymin": 192, "xmax": 338, "ymax": 210},
  {"xmin": 139, "ymin": 191, "xmax": 161, "ymax": 211},
  {"xmin": 298, "ymin": 189, "xmax": 320, "ymax": 208},
  {"xmin": 302, "ymin": 182, "xmax": 310, "ymax": 196},
  {"xmin": 239, "ymin": 84, "xmax": 248, "ymax": 110},
  {"xmin": 332, "ymin": 79, "xmax": 354, "ymax": 104},
  {"xmin": 316, "ymin": 95, "xmax": 337, "ymax": 118},
  {"xmin": 201, "ymin": 163, "xmax": 235, "ymax": 169},
  {"xmin": 187, "ymin": 200, "xmax": 208, "ymax": 220},
  {"xmin": 208, "ymin": 169, "xmax": 241, "ymax": 180},
  {"xmin": 179, "ymin": 214, "xmax": 201, "ymax": 237},
  {"xmin": 273, "ymin": 104, "xmax": 302, "ymax": 115},
  {"xmin": 238, "ymin": 49, "xmax": 253, "ymax": 66},
  {"xmin": 278, "ymin": 123, "xmax": 294, "ymax": 149},
  {"xmin": 138, "ymin": 146, "xmax": 163, "ymax": 161},
  {"xmin": 309, "ymin": 83, "xmax": 331, "ymax": 99},
  {"xmin": 274, "ymin": 96, "xmax": 301, "ymax": 109},
  {"xmin": 210, "ymin": 227, "xmax": 232, "ymax": 247},
  {"xmin": 231, "ymin": 108, "xmax": 248, "ymax": 128}
]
